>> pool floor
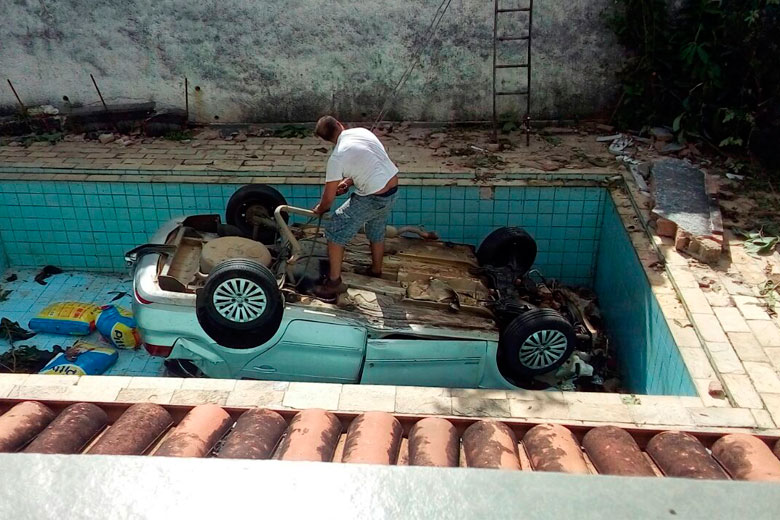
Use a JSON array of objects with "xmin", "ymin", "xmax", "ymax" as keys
[{"xmin": 0, "ymin": 269, "xmax": 164, "ymax": 377}]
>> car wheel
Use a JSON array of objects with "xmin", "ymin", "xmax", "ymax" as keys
[
  {"xmin": 226, "ymin": 184, "xmax": 288, "ymax": 243},
  {"xmin": 477, "ymin": 227, "xmax": 537, "ymax": 276},
  {"xmin": 499, "ymin": 308, "xmax": 576, "ymax": 379},
  {"xmin": 196, "ymin": 259, "xmax": 284, "ymax": 349}
]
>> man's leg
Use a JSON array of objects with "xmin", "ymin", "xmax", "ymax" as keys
[
  {"xmin": 369, "ymin": 241, "xmax": 384, "ymax": 276},
  {"xmin": 315, "ymin": 196, "xmax": 364, "ymax": 300},
  {"xmin": 328, "ymin": 241, "xmax": 345, "ymax": 281},
  {"xmin": 364, "ymin": 193, "xmax": 397, "ymax": 277}
]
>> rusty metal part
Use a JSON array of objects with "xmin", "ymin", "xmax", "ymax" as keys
[
  {"xmin": 582, "ymin": 426, "xmax": 655, "ymax": 477},
  {"xmin": 154, "ymin": 404, "xmax": 232, "ymax": 458},
  {"xmin": 0, "ymin": 401, "xmax": 56, "ymax": 452},
  {"xmin": 408, "ymin": 417, "xmax": 459, "ymax": 467},
  {"xmin": 276, "ymin": 409, "xmax": 342, "ymax": 462},
  {"xmin": 523, "ymin": 423, "xmax": 589, "ymax": 474},
  {"xmin": 24, "ymin": 403, "xmax": 107, "ymax": 454},
  {"xmin": 646, "ymin": 431, "xmax": 728, "ymax": 480},
  {"xmin": 217, "ymin": 408, "xmax": 287, "ymax": 460},
  {"xmin": 712, "ymin": 434, "xmax": 780, "ymax": 481},
  {"xmin": 462, "ymin": 420, "xmax": 520, "ymax": 470},
  {"xmin": 341, "ymin": 412, "xmax": 403, "ymax": 465},
  {"xmin": 88, "ymin": 403, "xmax": 173, "ymax": 456}
]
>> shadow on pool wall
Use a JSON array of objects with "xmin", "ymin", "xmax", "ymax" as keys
[
  {"xmin": 0, "ymin": 180, "xmax": 696, "ymax": 395},
  {"xmin": 595, "ymin": 197, "xmax": 697, "ymax": 396},
  {"xmin": 0, "ymin": 239, "xmax": 6, "ymax": 276}
]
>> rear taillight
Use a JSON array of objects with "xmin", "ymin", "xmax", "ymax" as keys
[
  {"xmin": 135, "ymin": 289, "xmax": 153, "ymax": 305},
  {"xmin": 145, "ymin": 344, "xmax": 173, "ymax": 357}
]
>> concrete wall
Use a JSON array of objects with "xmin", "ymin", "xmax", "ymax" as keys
[{"xmin": 0, "ymin": 0, "xmax": 622, "ymax": 122}]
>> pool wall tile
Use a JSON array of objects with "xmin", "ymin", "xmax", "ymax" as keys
[
  {"xmin": 594, "ymin": 198, "xmax": 696, "ymax": 396},
  {"xmin": 0, "ymin": 182, "xmax": 605, "ymax": 286}
]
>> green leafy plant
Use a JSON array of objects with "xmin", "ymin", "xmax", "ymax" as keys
[
  {"xmin": 733, "ymin": 227, "xmax": 780, "ymax": 256},
  {"xmin": 163, "ymin": 130, "xmax": 193, "ymax": 141},
  {"xmin": 273, "ymin": 125, "xmax": 310, "ymax": 138},
  {"xmin": 607, "ymin": 0, "xmax": 780, "ymax": 165}
]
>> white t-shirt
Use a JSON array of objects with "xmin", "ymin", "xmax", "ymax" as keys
[{"xmin": 325, "ymin": 128, "xmax": 399, "ymax": 196}]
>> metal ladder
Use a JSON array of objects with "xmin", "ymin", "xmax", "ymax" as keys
[{"xmin": 492, "ymin": 0, "xmax": 534, "ymax": 146}]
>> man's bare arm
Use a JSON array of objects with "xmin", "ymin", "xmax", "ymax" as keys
[
  {"xmin": 313, "ymin": 180, "xmax": 340, "ymax": 215},
  {"xmin": 336, "ymin": 178, "xmax": 353, "ymax": 195}
]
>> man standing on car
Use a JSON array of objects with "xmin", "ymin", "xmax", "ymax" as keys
[{"xmin": 312, "ymin": 115, "xmax": 399, "ymax": 301}]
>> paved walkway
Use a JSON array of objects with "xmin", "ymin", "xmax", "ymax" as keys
[{"xmin": 0, "ymin": 126, "xmax": 617, "ymax": 175}]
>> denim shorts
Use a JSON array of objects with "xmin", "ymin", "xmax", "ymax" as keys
[{"xmin": 325, "ymin": 190, "xmax": 398, "ymax": 245}]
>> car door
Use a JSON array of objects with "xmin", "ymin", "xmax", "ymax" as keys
[{"xmin": 238, "ymin": 318, "xmax": 367, "ymax": 383}]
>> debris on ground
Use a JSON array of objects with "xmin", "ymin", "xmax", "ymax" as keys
[
  {"xmin": 0, "ymin": 318, "xmax": 36, "ymax": 342},
  {"xmin": 0, "ymin": 344, "xmax": 59, "ymax": 373},
  {"xmin": 0, "ymin": 287, "xmax": 11, "ymax": 302},
  {"xmin": 34, "ymin": 265, "xmax": 63, "ymax": 285}
]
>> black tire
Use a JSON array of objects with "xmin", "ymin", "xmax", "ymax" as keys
[
  {"xmin": 226, "ymin": 184, "xmax": 288, "ymax": 243},
  {"xmin": 477, "ymin": 227, "xmax": 537, "ymax": 275},
  {"xmin": 499, "ymin": 308, "xmax": 576, "ymax": 379},
  {"xmin": 196, "ymin": 259, "xmax": 284, "ymax": 349}
]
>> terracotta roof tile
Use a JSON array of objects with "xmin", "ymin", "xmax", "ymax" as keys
[{"xmin": 3, "ymin": 399, "xmax": 780, "ymax": 482}]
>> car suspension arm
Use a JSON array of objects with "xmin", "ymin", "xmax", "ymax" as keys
[{"xmin": 274, "ymin": 205, "xmax": 331, "ymax": 264}]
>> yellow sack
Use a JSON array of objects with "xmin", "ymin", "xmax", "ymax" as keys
[{"xmin": 28, "ymin": 302, "xmax": 101, "ymax": 336}]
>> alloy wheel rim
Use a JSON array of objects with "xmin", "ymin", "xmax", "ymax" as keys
[
  {"xmin": 213, "ymin": 278, "xmax": 267, "ymax": 323},
  {"xmin": 518, "ymin": 329, "xmax": 568, "ymax": 369}
]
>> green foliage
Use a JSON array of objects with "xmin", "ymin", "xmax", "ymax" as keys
[
  {"xmin": 607, "ymin": 0, "xmax": 780, "ymax": 156},
  {"xmin": 273, "ymin": 125, "xmax": 310, "ymax": 138},
  {"xmin": 733, "ymin": 227, "xmax": 780, "ymax": 256},
  {"xmin": 21, "ymin": 132, "xmax": 62, "ymax": 147},
  {"xmin": 163, "ymin": 130, "xmax": 194, "ymax": 141}
]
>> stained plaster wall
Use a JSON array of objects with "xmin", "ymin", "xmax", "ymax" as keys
[{"xmin": 0, "ymin": 0, "xmax": 622, "ymax": 122}]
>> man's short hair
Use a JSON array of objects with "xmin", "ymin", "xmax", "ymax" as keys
[{"xmin": 315, "ymin": 116, "xmax": 341, "ymax": 141}]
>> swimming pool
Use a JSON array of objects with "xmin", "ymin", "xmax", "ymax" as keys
[{"xmin": 0, "ymin": 178, "xmax": 695, "ymax": 395}]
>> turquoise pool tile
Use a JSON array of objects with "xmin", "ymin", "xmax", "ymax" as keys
[
  {"xmin": 435, "ymin": 200, "xmax": 450, "ymax": 212},
  {"xmin": 585, "ymin": 189, "xmax": 601, "ymax": 201},
  {"xmin": 465, "ymin": 200, "xmax": 479, "ymax": 212},
  {"xmin": 492, "ymin": 213, "xmax": 507, "ymax": 226},
  {"xmin": 583, "ymin": 201, "xmax": 600, "ymax": 214},
  {"xmin": 509, "ymin": 200, "xmax": 523, "ymax": 213},
  {"xmin": 551, "ymin": 214, "xmax": 567, "ymax": 227},
  {"xmin": 553, "ymin": 200, "xmax": 568, "ymax": 214}
]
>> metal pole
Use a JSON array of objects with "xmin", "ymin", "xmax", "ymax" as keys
[
  {"xmin": 492, "ymin": 0, "xmax": 499, "ymax": 143},
  {"xmin": 526, "ymin": 0, "xmax": 534, "ymax": 147},
  {"xmin": 184, "ymin": 77, "xmax": 189, "ymax": 122},
  {"xmin": 90, "ymin": 73, "xmax": 119, "ymax": 132},
  {"xmin": 6, "ymin": 79, "xmax": 26, "ymax": 113}
]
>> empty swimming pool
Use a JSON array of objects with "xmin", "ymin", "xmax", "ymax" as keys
[{"xmin": 0, "ymin": 178, "xmax": 695, "ymax": 395}]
